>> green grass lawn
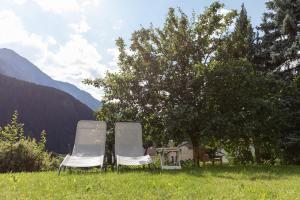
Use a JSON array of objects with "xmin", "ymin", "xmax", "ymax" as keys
[{"xmin": 1, "ymin": 165, "xmax": 300, "ymax": 200}]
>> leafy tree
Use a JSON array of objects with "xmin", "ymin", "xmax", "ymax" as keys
[
  {"xmin": 0, "ymin": 111, "xmax": 24, "ymax": 145},
  {"xmin": 256, "ymin": 0, "xmax": 300, "ymax": 76},
  {"xmin": 86, "ymin": 1, "xmax": 292, "ymax": 165},
  {"xmin": 199, "ymin": 61, "xmax": 283, "ymax": 163},
  {"xmin": 85, "ymin": 2, "xmax": 237, "ymax": 166}
]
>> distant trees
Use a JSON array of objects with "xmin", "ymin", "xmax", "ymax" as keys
[{"xmin": 86, "ymin": 1, "xmax": 300, "ymax": 165}]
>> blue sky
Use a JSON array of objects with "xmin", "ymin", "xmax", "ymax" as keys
[{"xmin": 0, "ymin": 0, "xmax": 268, "ymax": 100}]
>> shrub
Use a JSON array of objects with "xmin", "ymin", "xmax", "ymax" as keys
[
  {"xmin": 0, "ymin": 111, "xmax": 59, "ymax": 172},
  {"xmin": 0, "ymin": 139, "xmax": 59, "ymax": 172}
]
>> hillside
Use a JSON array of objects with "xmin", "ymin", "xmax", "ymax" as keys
[
  {"xmin": 0, "ymin": 73, "xmax": 95, "ymax": 153},
  {"xmin": 0, "ymin": 48, "xmax": 101, "ymax": 110}
]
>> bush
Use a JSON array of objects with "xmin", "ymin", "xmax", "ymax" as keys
[
  {"xmin": 0, "ymin": 111, "xmax": 59, "ymax": 172},
  {"xmin": 0, "ymin": 140, "xmax": 58, "ymax": 172}
]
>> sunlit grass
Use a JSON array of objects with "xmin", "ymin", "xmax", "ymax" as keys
[{"xmin": 1, "ymin": 165, "xmax": 300, "ymax": 200}]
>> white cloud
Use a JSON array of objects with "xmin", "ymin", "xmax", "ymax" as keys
[
  {"xmin": 218, "ymin": 8, "xmax": 231, "ymax": 15},
  {"xmin": 31, "ymin": 0, "xmax": 101, "ymax": 14},
  {"xmin": 33, "ymin": 0, "xmax": 80, "ymax": 13},
  {"xmin": 41, "ymin": 34, "xmax": 105, "ymax": 77},
  {"xmin": 46, "ymin": 36, "xmax": 57, "ymax": 46},
  {"xmin": 10, "ymin": 0, "xmax": 27, "ymax": 5},
  {"xmin": 0, "ymin": 10, "xmax": 27, "ymax": 43},
  {"xmin": 112, "ymin": 19, "xmax": 124, "ymax": 31},
  {"xmin": 69, "ymin": 17, "xmax": 90, "ymax": 33},
  {"xmin": 0, "ymin": 10, "xmax": 49, "ymax": 55},
  {"xmin": 6, "ymin": 0, "xmax": 102, "ymax": 13},
  {"xmin": 0, "ymin": 10, "xmax": 105, "ymax": 100},
  {"xmin": 107, "ymin": 48, "xmax": 119, "ymax": 72},
  {"xmin": 36, "ymin": 34, "xmax": 108, "ymax": 100}
]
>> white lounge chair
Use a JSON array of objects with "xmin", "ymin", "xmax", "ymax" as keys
[
  {"xmin": 115, "ymin": 122, "xmax": 152, "ymax": 171},
  {"xmin": 58, "ymin": 120, "xmax": 106, "ymax": 175}
]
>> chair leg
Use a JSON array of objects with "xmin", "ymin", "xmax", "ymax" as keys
[
  {"xmin": 104, "ymin": 164, "xmax": 107, "ymax": 172},
  {"xmin": 159, "ymin": 153, "xmax": 163, "ymax": 171},
  {"xmin": 58, "ymin": 165, "xmax": 62, "ymax": 176}
]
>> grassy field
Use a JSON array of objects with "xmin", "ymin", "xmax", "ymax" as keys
[{"xmin": 0, "ymin": 165, "xmax": 300, "ymax": 200}]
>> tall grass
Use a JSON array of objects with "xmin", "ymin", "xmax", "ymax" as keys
[{"xmin": 1, "ymin": 165, "xmax": 300, "ymax": 199}]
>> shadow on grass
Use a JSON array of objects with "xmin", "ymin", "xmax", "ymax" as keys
[{"xmin": 182, "ymin": 165, "xmax": 300, "ymax": 180}]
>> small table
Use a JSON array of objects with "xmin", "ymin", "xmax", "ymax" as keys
[{"xmin": 156, "ymin": 147, "xmax": 182, "ymax": 170}]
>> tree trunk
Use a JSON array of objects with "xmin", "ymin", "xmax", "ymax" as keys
[
  {"xmin": 191, "ymin": 137, "xmax": 200, "ymax": 167},
  {"xmin": 254, "ymin": 143, "xmax": 261, "ymax": 164}
]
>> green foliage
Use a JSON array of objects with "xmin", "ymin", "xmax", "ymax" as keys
[
  {"xmin": 280, "ymin": 74, "xmax": 300, "ymax": 163},
  {"xmin": 201, "ymin": 61, "xmax": 283, "ymax": 163},
  {"xmin": 84, "ymin": 1, "xmax": 299, "ymax": 165},
  {"xmin": 216, "ymin": 4, "xmax": 255, "ymax": 62},
  {"xmin": 254, "ymin": 0, "xmax": 300, "ymax": 164},
  {"xmin": 0, "ymin": 111, "xmax": 24, "ymax": 144},
  {"xmin": 85, "ymin": 2, "xmax": 237, "ymax": 165},
  {"xmin": 39, "ymin": 130, "xmax": 47, "ymax": 151},
  {"xmin": 0, "ymin": 112, "xmax": 58, "ymax": 172},
  {"xmin": 256, "ymin": 0, "xmax": 300, "ymax": 74},
  {"xmin": 0, "ymin": 139, "xmax": 58, "ymax": 172}
]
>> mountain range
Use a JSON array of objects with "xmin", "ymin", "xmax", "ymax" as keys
[
  {"xmin": 0, "ymin": 48, "xmax": 101, "ymax": 153},
  {"xmin": 0, "ymin": 73, "xmax": 94, "ymax": 153},
  {"xmin": 0, "ymin": 48, "xmax": 101, "ymax": 110}
]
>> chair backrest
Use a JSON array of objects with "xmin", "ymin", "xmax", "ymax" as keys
[
  {"xmin": 72, "ymin": 120, "xmax": 106, "ymax": 156},
  {"xmin": 115, "ymin": 122, "xmax": 144, "ymax": 157}
]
